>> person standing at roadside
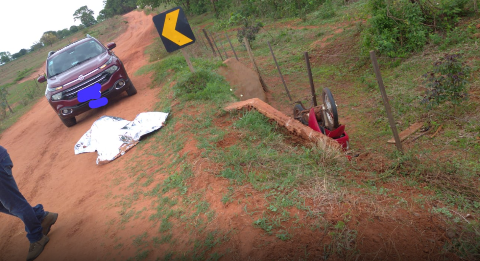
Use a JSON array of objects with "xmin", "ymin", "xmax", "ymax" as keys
[{"xmin": 0, "ymin": 145, "xmax": 58, "ymax": 261}]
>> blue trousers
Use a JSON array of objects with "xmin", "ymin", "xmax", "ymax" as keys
[{"xmin": 0, "ymin": 153, "xmax": 45, "ymax": 243}]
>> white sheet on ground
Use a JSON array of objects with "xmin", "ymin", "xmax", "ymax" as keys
[{"xmin": 74, "ymin": 112, "xmax": 169, "ymax": 164}]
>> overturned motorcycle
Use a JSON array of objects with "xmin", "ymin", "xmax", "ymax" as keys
[{"xmin": 293, "ymin": 88, "xmax": 350, "ymax": 151}]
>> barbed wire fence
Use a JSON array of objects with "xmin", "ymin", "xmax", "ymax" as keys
[
  {"xmin": 185, "ymin": 26, "xmax": 409, "ymax": 105},
  {"xmin": 182, "ymin": 26, "xmax": 435, "ymax": 152}
]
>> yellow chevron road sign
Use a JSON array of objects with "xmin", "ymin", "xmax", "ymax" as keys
[{"xmin": 153, "ymin": 7, "xmax": 196, "ymax": 53}]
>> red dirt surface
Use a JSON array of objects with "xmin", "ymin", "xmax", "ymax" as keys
[{"xmin": 0, "ymin": 11, "xmax": 160, "ymax": 260}]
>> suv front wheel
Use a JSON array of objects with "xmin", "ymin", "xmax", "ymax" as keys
[
  {"xmin": 60, "ymin": 117, "xmax": 77, "ymax": 127},
  {"xmin": 126, "ymin": 84, "xmax": 137, "ymax": 96}
]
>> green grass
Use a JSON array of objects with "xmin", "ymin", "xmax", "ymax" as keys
[
  {"xmin": 127, "ymin": 250, "xmax": 150, "ymax": 261},
  {"xmin": 133, "ymin": 232, "xmax": 149, "ymax": 247},
  {"xmin": 13, "ymin": 67, "xmax": 34, "ymax": 82}
]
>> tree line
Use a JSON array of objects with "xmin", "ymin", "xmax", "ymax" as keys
[
  {"xmin": 0, "ymin": 0, "xmax": 137, "ymax": 66},
  {"xmin": 2, "ymin": 0, "xmax": 477, "ymax": 66}
]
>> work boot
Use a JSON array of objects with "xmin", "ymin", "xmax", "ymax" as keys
[
  {"xmin": 41, "ymin": 212, "xmax": 58, "ymax": 235},
  {"xmin": 26, "ymin": 235, "xmax": 49, "ymax": 261}
]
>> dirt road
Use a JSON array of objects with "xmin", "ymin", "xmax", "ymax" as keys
[{"xmin": 0, "ymin": 11, "xmax": 161, "ymax": 260}]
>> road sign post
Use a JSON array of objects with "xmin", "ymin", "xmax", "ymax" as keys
[
  {"xmin": 152, "ymin": 7, "xmax": 196, "ymax": 71},
  {"xmin": 181, "ymin": 49, "xmax": 195, "ymax": 73}
]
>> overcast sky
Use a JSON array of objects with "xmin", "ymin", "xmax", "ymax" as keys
[{"xmin": 0, "ymin": 0, "xmax": 105, "ymax": 54}]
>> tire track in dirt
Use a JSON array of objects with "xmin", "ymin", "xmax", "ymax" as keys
[{"xmin": 0, "ymin": 11, "xmax": 161, "ymax": 261}]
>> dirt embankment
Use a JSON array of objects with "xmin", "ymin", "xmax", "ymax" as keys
[{"xmin": 0, "ymin": 11, "xmax": 160, "ymax": 261}]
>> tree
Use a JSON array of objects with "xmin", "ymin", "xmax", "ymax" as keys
[
  {"xmin": 19, "ymin": 49, "xmax": 28, "ymax": 56},
  {"xmin": 137, "ymin": 0, "xmax": 209, "ymax": 15},
  {"xmin": 56, "ymin": 28, "xmax": 70, "ymax": 39},
  {"xmin": 44, "ymin": 30, "xmax": 57, "ymax": 36},
  {"xmin": 40, "ymin": 33, "xmax": 58, "ymax": 47},
  {"xmin": 99, "ymin": 0, "xmax": 136, "ymax": 20},
  {"xmin": 0, "ymin": 84, "xmax": 13, "ymax": 114},
  {"xmin": 73, "ymin": 6, "xmax": 97, "ymax": 27},
  {"xmin": 97, "ymin": 10, "xmax": 107, "ymax": 22},
  {"xmin": 30, "ymin": 42, "xmax": 43, "ymax": 52},
  {"xmin": 11, "ymin": 49, "xmax": 28, "ymax": 60},
  {"xmin": 70, "ymin": 25, "xmax": 79, "ymax": 34},
  {"xmin": 0, "ymin": 52, "xmax": 11, "ymax": 64}
]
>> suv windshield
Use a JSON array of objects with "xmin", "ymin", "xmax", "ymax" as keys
[{"xmin": 47, "ymin": 40, "xmax": 105, "ymax": 78}]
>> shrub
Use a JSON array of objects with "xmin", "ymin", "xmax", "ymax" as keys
[
  {"xmin": 362, "ymin": 0, "xmax": 472, "ymax": 57},
  {"xmin": 14, "ymin": 68, "xmax": 33, "ymax": 82},
  {"xmin": 237, "ymin": 20, "xmax": 264, "ymax": 46},
  {"xmin": 362, "ymin": 0, "xmax": 428, "ymax": 57},
  {"xmin": 422, "ymin": 54, "xmax": 471, "ymax": 109},
  {"xmin": 0, "ymin": 84, "xmax": 13, "ymax": 116},
  {"xmin": 173, "ymin": 70, "xmax": 234, "ymax": 102},
  {"xmin": 316, "ymin": 0, "xmax": 336, "ymax": 20}
]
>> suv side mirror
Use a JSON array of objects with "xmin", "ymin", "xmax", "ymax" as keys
[
  {"xmin": 107, "ymin": 42, "xmax": 116, "ymax": 50},
  {"xmin": 37, "ymin": 75, "xmax": 46, "ymax": 83}
]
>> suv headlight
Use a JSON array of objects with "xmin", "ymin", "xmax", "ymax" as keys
[
  {"xmin": 51, "ymin": 92, "xmax": 62, "ymax": 101},
  {"xmin": 99, "ymin": 56, "xmax": 114, "ymax": 69},
  {"xmin": 46, "ymin": 84, "xmax": 62, "ymax": 92},
  {"xmin": 104, "ymin": 65, "xmax": 118, "ymax": 74}
]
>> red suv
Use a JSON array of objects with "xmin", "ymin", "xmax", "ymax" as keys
[{"xmin": 37, "ymin": 35, "xmax": 137, "ymax": 127}]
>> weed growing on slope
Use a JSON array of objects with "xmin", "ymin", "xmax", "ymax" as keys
[
  {"xmin": 173, "ymin": 70, "xmax": 234, "ymax": 102},
  {"xmin": 422, "ymin": 53, "xmax": 471, "ymax": 110},
  {"xmin": 14, "ymin": 67, "xmax": 33, "ymax": 82}
]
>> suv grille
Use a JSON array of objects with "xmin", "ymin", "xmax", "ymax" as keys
[{"xmin": 62, "ymin": 72, "xmax": 111, "ymax": 100}]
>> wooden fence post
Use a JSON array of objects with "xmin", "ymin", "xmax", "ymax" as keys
[
  {"xmin": 211, "ymin": 34, "xmax": 224, "ymax": 61},
  {"xmin": 196, "ymin": 29, "xmax": 208, "ymax": 50},
  {"xmin": 268, "ymin": 42, "xmax": 292, "ymax": 101},
  {"xmin": 225, "ymin": 32, "xmax": 238, "ymax": 61},
  {"xmin": 304, "ymin": 52, "xmax": 318, "ymax": 107},
  {"xmin": 370, "ymin": 51, "xmax": 403, "ymax": 153},
  {"xmin": 243, "ymin": 37, "xmax": 269, "ymax": 92},
  {"xmin": 219, "ymin": 35, "xmax": 229, "ymax": 59},
  {"xmin": 202, "ymin": 29, "xmax": 216, "ymax": 56},
  {"xmin": 181, "ymin": 49, "xmax": 195, "ymax": 73}
]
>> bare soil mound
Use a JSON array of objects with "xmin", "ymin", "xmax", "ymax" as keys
[{"xmin": 218, "ymin": 58, "xmax": 266, "ymax": 101}]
